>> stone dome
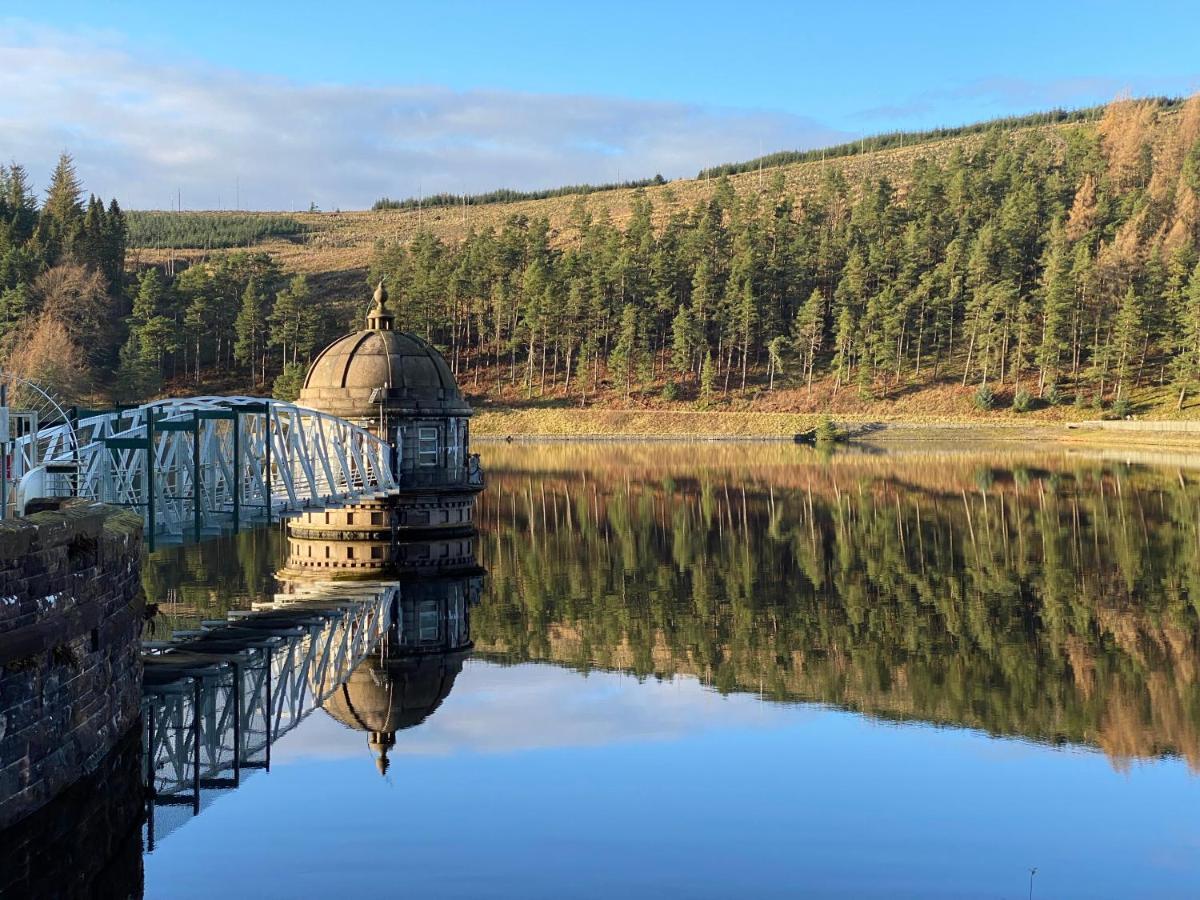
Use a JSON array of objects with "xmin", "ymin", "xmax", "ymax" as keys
[
  {"xmin": 298, "ymin": 281, "xmax": 472, "ymax": 419},
  {"xmin": 322, "ymin": 651, "xmax": 466, "ymax": 775}
]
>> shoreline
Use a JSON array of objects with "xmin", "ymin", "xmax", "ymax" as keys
[{"xmin": 471, "ymin": 413, "xmax": 1200, "ymax": 452}]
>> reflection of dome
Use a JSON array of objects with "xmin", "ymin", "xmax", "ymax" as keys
[
  {"xmin": 320, "ymin": 577, "xmax": 481, "ymax": 775},
  {"xmin": 299, "ymin": 281, "xmax": 472, "ymax": 420},
  {"xmin": 323, "ymin": 651, "xmax": 466, "ymax": 775}
]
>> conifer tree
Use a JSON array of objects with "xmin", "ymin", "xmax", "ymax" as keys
[
  {"xmin": 234, "ymin": 276, "xmax": 268, "ymax": 381},
  {"xmin": 269, "ymin": 274, "xmax": 313, "ymax": 367},
  {"xmin": 671, "ymin": 304, "xmax": 697, "ymax": 379},
  {"xmin": 699, "ymin": 349, "xmax": 715, "ymax": 402},
  {"xmin": 1113, "ymin": 285, "xmax": 1145, "ymax": 399},
  {"xmin": 1037, "ymin": 231, "xmax": 1072, "ymax": 395}
]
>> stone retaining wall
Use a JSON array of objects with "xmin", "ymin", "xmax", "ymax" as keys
[
  {"xmin": 0, "ymin": 501, "xmax": 144, "ymax": 829},
  {"xmin": 0, "ymin": 724, "xmax": 144, "ymax": 897}
]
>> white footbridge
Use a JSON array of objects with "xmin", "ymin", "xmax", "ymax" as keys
[{"xmin": 3, "ymin": 395, "xmax": 397, "ymax": 546}]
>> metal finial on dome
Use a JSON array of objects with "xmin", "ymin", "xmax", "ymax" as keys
[
  {"xmin": 374, "ymin": 746, "xmax": 391, "ymax": 776},
  {"xmin": 367, "ymin": 278, "xmax": 394, "ymax": 330}
]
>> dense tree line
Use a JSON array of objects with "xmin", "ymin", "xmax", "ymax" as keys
[
  {"xmin": 116, "ymin": 251, "xmax": 338, "ymax": 401},
  {"xmin": 370, "ymin": 96, "xmax": 1200, "ymax": 412},
  {"xmin": 696, "ymin": 104, "xmax": 1126, "ymax": 178},
  {"xmin": 372, "ymin": 174, "xmax": 668, "ymax": 212},
  {"xmin": 0, "ymin": 156, "xmax": 331, "ymax": 404},
  {"xmin": 0, "ymin": 153, "xmax": 128, "ymax": 398},
  {"xmin": 126, "ymin": 212, "xmax": 308, "ymax": 250}
]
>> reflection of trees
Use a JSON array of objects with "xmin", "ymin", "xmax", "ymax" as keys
[
  {"xmin": 474, "ymin": 445, "xmax": 1200, "ymax": 770},
  {"xmin": 141, "ymin": 525, "xmax": 284, "ymax": 635}
]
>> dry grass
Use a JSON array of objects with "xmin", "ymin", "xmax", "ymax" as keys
[
  {"xmin": 473, "ymin": 408, "xmax": 824, "ymax": 437},
  {"xmin": 468, "ymin": 367, "xmax": 1200, "ymax": 437},
  {"xmin": 131, "ymin": 120, "xmax": 1085, "ymax": 277}
]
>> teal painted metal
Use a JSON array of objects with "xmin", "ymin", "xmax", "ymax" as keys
[{"xmin": 12, "ymin": 395, "xmax": 396, "ymax": 544}]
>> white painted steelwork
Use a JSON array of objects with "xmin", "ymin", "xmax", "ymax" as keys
[
  {"xmin": 141, "ymin": 584, "xmax": 396, "ymax": 845},
  {"xmin": 9, "ymin": 396, "xmax": 397, "ymax": 541}
]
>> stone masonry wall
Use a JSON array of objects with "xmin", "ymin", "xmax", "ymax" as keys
[{"xmin": 0, "ymin": 501, "xmax": 144, "ymax": 830}]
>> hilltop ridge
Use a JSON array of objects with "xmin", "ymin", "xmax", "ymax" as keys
[
  {"xmin": 113, "ymin": 94, "xmax": 1200, "ymax": 427},
  {"xmin": 129, "ymin": 105, "xmax": 1125, "ymax": 273}
]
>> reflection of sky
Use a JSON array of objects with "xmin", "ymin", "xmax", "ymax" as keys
[
  {"xmin": 274, "ymin": 662, "xmax": 799, "ymax": 761},
  {"xmin": 145, "ymin": 661, "xmax": 1200, "ymax": 899}
]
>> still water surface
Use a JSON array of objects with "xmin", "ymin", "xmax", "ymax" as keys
[{"xmin": 140, "ymin": 443, "xmax": 1200, "ymax": 898}]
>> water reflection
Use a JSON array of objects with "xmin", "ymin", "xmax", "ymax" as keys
[
  {"xmin": 474, "ymin": 443, "xmax": 1200, "ymax": 771},
  {"xmin": 323, "ymin": 574, "xmax": 481, "ymax": 775},
  {"xmin": 0, "ymin": 725, "xmax": 144, "ymax": 899},
  {"xmin": 133, "ymin": 443, "xmax": 1200, "ymax": 897},
  {"xmin": 141, "ymin": 533, "xmax": 483, "ymax": 846}
]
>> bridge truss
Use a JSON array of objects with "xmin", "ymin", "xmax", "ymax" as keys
[
  {"xmin": 141, "ymin": 583, "xmax": 397, "ymax": 847},
  {"xmin": 9, "ymin": 396, "xmax": 397, "ymax": 545}
]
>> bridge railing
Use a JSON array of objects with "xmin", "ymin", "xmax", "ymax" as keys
[
  {"xmin": 11, "ymin": 396, "xmax": 398, "ymax": 545},
  {"xmin": 141, "ymin": 584, "xmax": 397, "ymax": 847}
]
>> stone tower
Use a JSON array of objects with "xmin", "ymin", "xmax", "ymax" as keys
[{"xmin": 284, "ymin": 281, "xmax": 483, "ymax": 578}]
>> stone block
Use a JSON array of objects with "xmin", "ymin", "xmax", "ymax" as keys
[{"xmin": 0, "ymin": 504, "xmax": 143, "ymax": 829}]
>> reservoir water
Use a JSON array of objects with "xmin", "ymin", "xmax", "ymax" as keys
[{"xmin": 137, "ymin": 442, "xmax": 1200, "ymax": 898}]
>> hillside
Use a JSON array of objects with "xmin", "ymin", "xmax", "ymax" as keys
[
  {"xmin": 113, "ymin": 94, "xmax": 1200, "ymax": 429},
  {"xmin": 131, "ymin": 115, "xmax": 1094, "ymax": 273}
]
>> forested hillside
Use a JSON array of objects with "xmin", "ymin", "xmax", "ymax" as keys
[
  {"xmin": 364, "ymin": 94, "xmax": 1200, "ymax": 416},
  {"xmin": 0, "ymin": 154, "xmax": 128, "ymax": 399},
  {"xmin": 11, "ymin": 95, "xmax": 1200, "ymax": 421}
]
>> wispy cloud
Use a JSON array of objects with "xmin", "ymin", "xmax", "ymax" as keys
[{"xmin": 0, "ymin": 22, "xmax": 849, "ymax": 210}]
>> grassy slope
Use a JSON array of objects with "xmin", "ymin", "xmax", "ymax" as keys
[
  {"xmin": 141, "ymin": 110, "xmax": 1200, "ymax": 433},
  {"xmin": 132, "ymin": 121, "xmax": 1072, "ymax": 272}
]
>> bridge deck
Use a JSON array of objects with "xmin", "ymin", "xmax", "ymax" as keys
[{"xmin": 140, "ymin": 581, "xmax": 397, "ymax": 847}]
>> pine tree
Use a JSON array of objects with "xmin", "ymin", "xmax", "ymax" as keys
[
  {"xmin": 113, "ymin": 333, "xmax": 157, "ymax": 402},
  {"xmin": 1174, "ymin": 262, "xmax": 1200, "ymax": 408},
  {"xmin": 272, "ymin": 363, "xmax": 306, "ymax": 401},
  {"xmin": 1037, "ymin": 231, "xmax": 1072, "ymax": 395},
  {"xmin": 699, "ymin": 349, "xmax": 715, "ymax": 402},
  {"xmin": 268, "ymin": 274, "xmax": 313, "ymax": 366},
  {"xmin": 671, "ymin": 304, "xmax": 697, "ymax": 379},
  {"xmin": 831, "ymin": 305, "xmax": 855, "ymax": 393},
  {"xmin": 127, "ymin": 268, "xmax": 178, "ymax": 378},
  {"xmin": 792, "ymin": 289, "xmax": 824, "ymax": 392},
  {"xmin": 234, "ymin": 276, "xmax": 267, "ymax": 380},
  {"xmin": 39, "ymin": 152, "xmax": 84, "ymax": 259},
  {"xmin": 609, "ymin": 303, "xmax": 642, "ymax": 400},
  {"xmin": 0, "ymin": 284, "xmax": 33, "ymax": 340},
  {"xmin": 1113, "ymin": 285, "xmax": 1145, "ymax": 400}
]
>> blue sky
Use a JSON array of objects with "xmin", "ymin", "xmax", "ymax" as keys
[{"xmin": 3, "ymin": 1, "xmax": 1198, "ymax": 208}]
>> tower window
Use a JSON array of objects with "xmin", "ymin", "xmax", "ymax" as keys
[{"xmin": 418, "ymin": 427, "xmax": 438, "ymax": 467}]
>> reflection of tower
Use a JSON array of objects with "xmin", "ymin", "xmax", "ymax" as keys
[
  {"xmin": 283, "ymin": 280, "xmax": 484, "ymax": 578},
  {"xmin": 320, "ymin": 545, "xmax": 484, "ymax": 775}
]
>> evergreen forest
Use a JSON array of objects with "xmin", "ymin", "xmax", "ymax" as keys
[{"xmin": 7, "ymin": 96, "xmax": 1200, "ymax": 418}]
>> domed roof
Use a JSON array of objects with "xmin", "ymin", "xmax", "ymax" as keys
[
  {"xmin": 298, "ymin": 281, "xmax": 472, "ymax": 419},
  {"xmin": 322, "ymin": 651, "xmax": 467, "ymax": 774}
]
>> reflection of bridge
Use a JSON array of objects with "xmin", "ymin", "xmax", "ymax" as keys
[
  {"xmin": 141, "ymin": 582, "xmax": 396, "ymax": 846},
  {"xmin": 140, "ymin": 573, "xmax": 481, "ymax": 847},
  {"xmin": 9, "ymin": 396, "xmax": 396, "ymax": 546}
]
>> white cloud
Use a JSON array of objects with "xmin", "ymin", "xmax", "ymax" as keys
[
  {"xmin": 0, "ymin": 22, "xmax": 848, "ymax": 210},
  {"xmin": 271, "ymin": 660, "xmax": 807, "ymax": 764}
]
